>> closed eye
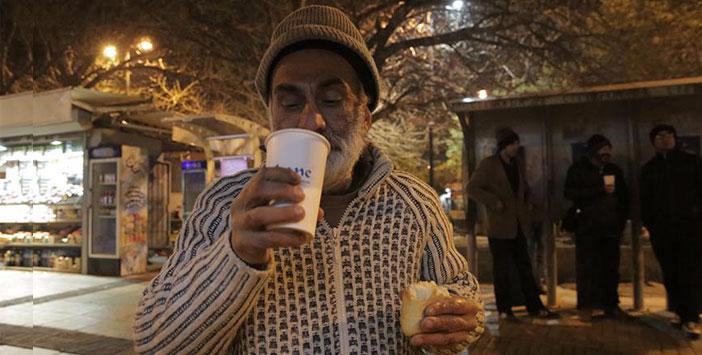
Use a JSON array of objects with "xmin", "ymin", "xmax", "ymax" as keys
[
  {"xmin": 321, "ymin": 98, "xmax": 342, "ymax": 105},
  {"xmin": 283, "ymin": 102, "xmax": 302, "ymax": 108}
]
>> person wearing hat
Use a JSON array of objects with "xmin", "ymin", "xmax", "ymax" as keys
[
  {"xmin": 564, "ymin": 134, "xmax": 629, "ymax": 322},
  {"xmin": 135, "ymin": 5, "xmax": 484, "ymax": 354},
  {"xmin": 641, "ymin": 124, "xmax": 702, "ymax": 339},
  {"xmin": 468, "ymin": 127, "xmax": 558, "ymax": 322}
]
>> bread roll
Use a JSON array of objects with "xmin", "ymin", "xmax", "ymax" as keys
[{"xmin": 400, "ymin": 281, "xmax": 451, "ymax": 336}]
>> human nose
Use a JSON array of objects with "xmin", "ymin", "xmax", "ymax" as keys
[{"xmin": 297, "ymin": 102, "xmax": 327, "ymax": 132}]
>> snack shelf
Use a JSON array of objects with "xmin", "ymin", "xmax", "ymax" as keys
[
  {"xmin": 1, "ymin": 266, "xmax": 81, "ymax": 273},
  {"xmin": 1, "ymin": 243, "xmax": 81, "ymax": 248},
  {"xmin": 0, "ymin": 220, "xmax": 82, "ymax": 224}
]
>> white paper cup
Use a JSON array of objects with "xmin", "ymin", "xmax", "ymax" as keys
[
  {"xmin": 604, "ymin": 175, "xmax": 615, "ymax": 186},
  {"xmin": 265, "ymin": 129, "xmax": 330, "ymax": 238}
]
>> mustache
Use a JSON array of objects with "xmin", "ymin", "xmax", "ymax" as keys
[
  {"xmin": 259, "ymin": 129, "xmax": 350, "ymax": 153},
  {"xmin": 320, "ymin": 128, "xmax": 349, "ymax": 151}
]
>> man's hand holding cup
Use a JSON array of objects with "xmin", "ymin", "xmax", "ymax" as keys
[
  {"xmin": 231, "ymin": 129, "xmax": 330, "ymax": 266},
  {"xmin": 231, "ymin": 167, "xmax": 310, "ymax": 265}
]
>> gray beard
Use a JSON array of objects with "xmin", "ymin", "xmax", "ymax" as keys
[{"xmin": 322, "ymin": 126, "xmax": 367, "ymax": 194}]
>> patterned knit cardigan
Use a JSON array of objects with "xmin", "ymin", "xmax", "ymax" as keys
[{"xmin": 134, "ymin": 146, "xmax": 485, "ymax": 354}]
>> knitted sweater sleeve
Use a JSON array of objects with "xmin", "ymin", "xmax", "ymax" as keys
[
  {"xmin": 392, "ymin": 173, "xmax": 485, "ymax": 347},
  {"xmin": 419, "ymin": 188, "xmax": 486, "ymax": 346},
  {"xmin": 134, "ymin": 172, "xmax": 274, "ymax": 354}
]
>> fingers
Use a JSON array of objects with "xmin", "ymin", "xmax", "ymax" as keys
[
  {"xmin": 425, "ymin": 297, "xmax": 479, "ymax": 317},
  {"xmin": 410, "ymin": 331, "xmax": 471, "ymax": 347},
  {"xmin": 233, "ymin": 167, "xmax": 304, "ymax": 210},
  {"xmin": 420, "ymin": 315, "xmax": 478, "ymax": 333},
  {"xmin": 259, "ymin": 166, "xmax": 301, "ymax": 185},
  {"xmin": 245, "ymin": 180, "xmax": 305, "ymax": 209},
  {"xmin": 240, "ymin": 229, "xmax": 310, "ymax": 250},
  {"xmin": 239, "ymin": 205, "xmax": 305, "ymax": 230}
]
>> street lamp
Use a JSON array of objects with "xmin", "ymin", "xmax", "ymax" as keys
[
  {"xmin": 103, "ymin": 45, "xmax": 117, "ymax": 61},
  {"xmin": 478, "ymin": 89, "xmax": 488, "ymax": 99},
  {"xmin": 102, "ymin": 37, "xmax": 155, "ymax": 95},
  {"xmin": 137, "ymin": 38, "xmax": 154, "ymax": 53},
  {"xmin": 447, "ymin": 0, "xmax": 464, "ymax": 10}
]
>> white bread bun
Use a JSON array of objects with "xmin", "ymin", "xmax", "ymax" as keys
[{"xmin": 400, "ymin": 281, "xmax": 451, "ymax": 337}]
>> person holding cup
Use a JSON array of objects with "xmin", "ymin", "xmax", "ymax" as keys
[
  {"xmin": 564, "ymin": 134, "xmax": 630, "ymax": 322},
  {"xmin": 135, "ymin": 5, "xmax": 483, "ymax": 354}
]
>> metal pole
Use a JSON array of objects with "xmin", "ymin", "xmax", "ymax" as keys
[
  {"xmin": 547, "ymin": 222, "xmax": 558, "ymax": 307},
  {"xmin": 543, "ymin": 107, "xmax": 558, "ymax": 307},
  {"xmin": 82, "ymin": 131, "xmax": 90, "ymax": 275},
  {"xmin": 626, "ymin": 101, "xmax": 645, "ymax": 311},
  {"xmin": 126, "ymin": 71, "xmax": 131, "ymax": 95},
  {"xmin": 429, "ymin": 122, "xmax": 435, "ymax": 189},
  {"xmin": 125, "ymin": 52, "xmax": 131, "ymax": 95},
  {"xmin": 459, "ymin": 114, "xmax": 478, "ymax": 274}
]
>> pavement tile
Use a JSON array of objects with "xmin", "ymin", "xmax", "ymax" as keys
[
  {"xmin": 0, "ymin": 324, "xmax": 133, "ymax": 353},
  {"xmin": 0, "ymin": 306, "xmax": 33, "ymax": 327},
  {"xmin": 32, "ymin": 348, "xmax": 64, "ymax": 355},
  {"xmin": 32, "ymin": 311, "xmax": 74, "ymax": 325},
  {"xmin": 0, "ymin": 346, "xmax": 33, "ymax": 355},
  {"xmin": 0, "ymin": 271, "xmax": 33, "ymax": 304},
  {"xmin": 36, "ymin": 300, "xmax": 107, "ymax": 316},
  {"xmin": 79, "ymin": 322, "xmax": 134, "ymax": 340},
  {"xmin": 39, "ymin": 314, "xmax": 104, "ymax": 332}
]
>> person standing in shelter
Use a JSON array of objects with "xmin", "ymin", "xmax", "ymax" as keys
[
  {"xmin": 564, "ymin": 134, "xmax": 629, "ymax": 322},
  {"xmin": 134, "ymin": 5, "xmax": 484, "ymax": 354},
  {"xmin": 641, "ymin": 124, "xmax": 702, "ymax": 339},
  {"xmin": 468, "ymin": 127, "xmax": 558, "ymax": 322}
]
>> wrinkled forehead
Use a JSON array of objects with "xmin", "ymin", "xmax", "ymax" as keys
[{"xmin": 270, "ymin": 48, "xmax": 362, "ymax": 94}]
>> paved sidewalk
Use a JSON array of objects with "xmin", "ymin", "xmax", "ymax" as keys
[
  {"xmin": 0, "ymin": 324, "xmax": 135, "ymax": 355},
  {"xmin": 0, "ymin": 270, "xmax": 153, "ymax": 353},
  {"xmin": 1, "ymin": 270, "xmax": 700, "ymax": 354},
  {"xmin": 0, "ymin": 345, "xmax": 75, "ymax": 355},
  {"xmin": 472, "ymin": 284, "xmax": 701, "ymax": 354},
  {"xmin": 471, "ymin": 309, "xmax": 701, "ymax": 354}
]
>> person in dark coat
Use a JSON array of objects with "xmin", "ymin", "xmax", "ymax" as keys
[
  {"xmin": 564, "ymin": 134, "xmax": 629, "ymax": 321},
  {"xmin": 641, "ymin": 124, "xmax": 702, "ymax": 339},
  {"xmin": 469, "ymin": 127, "xmax": 558, "ymax": 322}
]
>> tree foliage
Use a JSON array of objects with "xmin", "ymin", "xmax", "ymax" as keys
[
  {"xmin": 573, "ymin": 0, "xmax": 702, "ymax": 84},
  {"xmin": 2, "ymin": 0, "xmax": 701, "ymax": 187}
]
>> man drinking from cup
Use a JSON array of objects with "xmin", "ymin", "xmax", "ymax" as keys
[
  {"xmin": 135, "ymin": 5, "xmax": 483, "ymax": 354},
  {"xmin": 564, "ymin": 134, "xmax": 629, "ymax": 322}
]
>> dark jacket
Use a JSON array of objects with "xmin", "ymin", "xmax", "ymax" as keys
[
  {"xmin": 641, "ymin": 149, "xmax": 702, "ymax": 229},
  {"xmin": 564, "ymin": 157, "xmax": 629, "ymax": 235},
  {"xmin": 468, "ymin": 155, "xmax": 531, "ymax": 239}
]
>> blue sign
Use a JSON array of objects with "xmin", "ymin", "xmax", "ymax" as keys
[{"xmin": 182, "ymin": 160, "xmax": 207, "ymax": 170}]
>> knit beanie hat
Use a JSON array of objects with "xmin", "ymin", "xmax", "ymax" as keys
[
  {"xmin": 495, "ymin": 127, "xmax": 520, "ymax": 152},
  {"xmin": 649, "ymin": 124, "xmax": 677, "ymax": 143},
  {"xmin": 255, "ymin": 5, "xmax": 381, "ymax": 111},
  {"xmin": 586, "ymin": 134, "xmax": 612, "ymax": 156}
]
